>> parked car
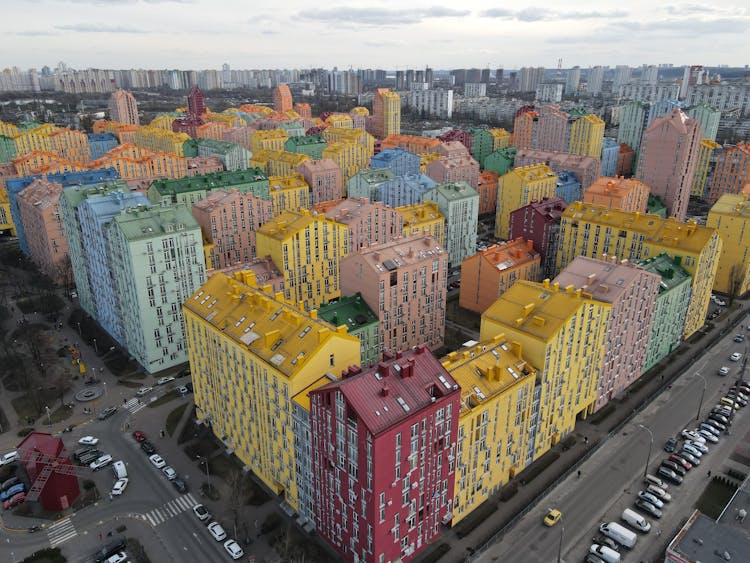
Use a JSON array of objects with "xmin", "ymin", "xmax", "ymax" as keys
[
  {"xmin": 3, "ymin": 492, "xmax": 25, "ymax": 509},
  {"xmin": 592, "ymin": 535, "xmax": 619, "ymax": 551},
  {"xmin": 172, "ymin": 478, "xmax": 187, "ymax": 494},
  {"xmin": 192, "ymin": 504, "xmax": 210, "ymax": 521},
  {"xmin": 584, "ymin": 555, "xmax": 606, "ymax": 563},
  {"xmin": 185, "ymin": 381, "xmax": 193, "ymax": 393},
  {"xmin": 646, "ymin": 484, "xmax": 672, "ymax": 502},
  {"xmin": 149, "ymin": 454, "xmax": 166, "ymax": 469},
  {"xmin": 140, "ymin": 441, "xmax": 156, "ymax": 455},
  {"xmin": 718, "ymin": 366, "xmax": 731, "ymax": 376},
  {"xmin": 726, "ymin": 392, "xmax": 748, "ymax": 407},
  {"xmin": 730, "ymin": 352, "xmax": 742, "ymax": 362},
  {"xmin": 681, "ymin": 430, "xmax": 704, "ymax": 443},
  {"xmin": 0, "ymin": 451, "xmax": 19, "ymax": 466},
  {"xmin": 135, "ymin": 386, "xmax": 153, "ymax": 397},
  {"xmin": 637, "ymin": 491, "xmax": 664, "ymax": 509},
  {"xmin": 657, "ymin": 466, "xmax": 683, "ymax": 485},
  {"xmin": 644, "ymin": 474, "xmax": 668, "ymax": 489},
  {"xmin": 660, "ymin": 460, "xmax": 687, "ymax": 477},
  {"xmin": 668, "ymin": 454, "xmax": 694, "ymax": 469},
  {"xmin": 178, "ymin": 368, "xmax": 191, "ymax": 378},
  {"xmin": 157, "ymin": 376, "xmax": 175, "ymax": 385},
  {"xmin": 0, "ymin": 483, "xmax": 25, "ymax": 501},
  {"xmin": 132, "ymin": 431, "xmax": 146, "ymax": 442},
  {"xmin": 699, "ymin": 429, "xmax": 720, "ymax": 443},
  {"xmin": 98, "ymin": 406, "xmax": 118, "ymax": 420},
  {"xmin": 634, "ymin": 499, "xmax": 663, "ymax": 519},
  {"xmin": 224, "ymin": 539, "xmax": 244, "ymax": 560},
  {"xmin": 176, "ymin": 385, "xmax": 189, "ymax": 395},
  {"xmin": 685, "ymin": 440, "xmax": 709, "ymax": 454},
  {"xmin": 1, "ymin": 477, "xmax": 20, "ymax": 492},
  {"xmin": 207, "ymin": 522, "xmax": 227, "ymax": 541},
  {"xmin": 90, "ymin": 454, "xmax": 113, "ymax": 471},
  {"xmin": 680, "ymin": 447, "xmax": 702, "ymax": 463},
  {"xmin": 93, "ymin": 538, "xmax": 127, "ymax": 563},
  {"xmin": 698, "ymin": 423, "xmax": 720, "ymax": 437},
  {"xmin": 663, "ymin": 438, "xmax": 677, "ymax": 453},
  {"xmin": 162, "ymin": 466, "xmax": 177, "ymax": 480},
  {"xmin": 106, "ymin": 553, "xmax": 127, "ymax": 563},
  {"xmin": 78, "ymin": 436, "xmax": 99, "ymax": 446},
  {"xmin": 735, "ymin": 334, "xmax": 745, "ymax": 342},
  {"xmin": 111, "ymin": 478, "xmax": 128, "ymax": 496},
  {"xmin": 589, "ymin": 544, "xmax": 620, "ymax": 563}
]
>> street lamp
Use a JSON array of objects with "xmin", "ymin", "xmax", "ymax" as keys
[
  {"xmin": 45, "ymin": 406, "xmax": 51, "ymax": 427},
  {"xmin": 76, "ymin": 322, "xmax": 81, "ymax": 336},
  {"xmin": 557, "ymin": 525, "xmax": 565, "ymax": 563},
  {"xmin": 197, "ymin": 455, "xmax": 211, "ymax": 490},
  {"xmin": 637, "ymin": 424, "xmax": 653, "ymax": 479},
  {"xmin": 694, "ymin": 372, "xmax": 707, "ymax": 422},
  {"xmin": 92, "ymin": 338, "xmax": 98, "ymax": 354},
  {"xmin": 103, "ymin": 382, "xmax": 107, "ymax": 396}
]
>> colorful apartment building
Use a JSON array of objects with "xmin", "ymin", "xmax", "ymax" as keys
[
  {"xmin": 0, "ymin": 135, "xmax": 16, "ymax": 163},
  {"xmin": 514, "ymin": 149, "xmax": 601, "ymax": 191},
  {"xmin": 480, "ymin": 280, "xmax": 610, "ymax": 461},
  {"xmin": 533, "ymin": 105, "xmax": 569, "ymax": 153},
  {"xmin": 691, "ymin": 139, "xmax": 722, "ymax": 198},
  {"xmin": 567, "ymin": 112, "xmax": 605, "ymax": 159},
  {"xmin": 273, "ymin": 84, "xmax": 293, "ymax": 112},
  {"xmin": 296, "ymin": 158, "xmax": 343, "ymax": 204},
  {"xmin": 495, "ymin": 164, "xmax": 558, "ymax": 239},
  {"xmin": 706, "ymin": 194, "xmax": 750, "ymax": 296},
  {"xmin": 312, "ymin": 197, "xmax": 403, "ymax": 254},
  {"xmin": 317, "ymin": 293, "xmax": 380, "ymax": 366},
  {"xmin": 557, "ymin": 201, "xmax": 722, "ymax": 338},
  {"xmin": 134, "ymin": 126, "xmax": 190, "ymax": 156},
  {"xmin": 636, "ymin": 253, "xmax": 692, "ymax": 372},
  {"xmin": 636, "ymin": 109, "xmax": 701, "ymax": 221},
  {"xmin": 370, "ymin": 148, "xmax": 421, "ymax": 177},
  {"xmin": 397, "ymin": 202, "xmax": 445, "ymax": 245},
  {"xmin": 477, "ymin": 170, "xmax": 499, "ymax": 215},
  {"xmin": 425, "ymin": 153, "xmax": 480, "ymax": 190},
  {"xmin": 191, "ymin": 189, "xmax": 274, "ymax": 270},
  {"xmin": 196, "ymin": 138, "xmax": 251, "ymax": 171},
  {"xmin": 183, "ymin": 271, "xmax": 361, "ymax": 512},
  {"xmin": 553, "ymin": 256, "xmax": 660, "ymax": 411},
  {"xmin": 380, "ymin": 134, "xmax": 441, "ymax": 155},
  {"xmin": 617, "ymin": 144, "xmax": 636, "ymax": 177},
  {"xmin": 583, "ymin": 176, "xmax": 650, "ymax": 213},
  {"xmin": 310, "ymin": 347, "xmax": 459, "ymax": 563},
  {"xmin": 483, "ymin": 147, "xmax": 518, "ymax": 176},
  {"xmin": 107, "ymin": 205, "xmax": 206, "ymax": 371},
  {"xmin": 322, "ymin": 142, "xmax": 368, "ymax": 186},
  {"xmin": 323, "ymin": 127, "xmax": 375, "ymax": 158},
  {"xmin": 511, "ymin": 108, "xmax": 538, "ymax": 150},
  {"xmin": 341, "ymin": 235, "xmax": 448, "ymax": 352},
  {"xmin": 508, "ymin": 197, "xmax": 568, "ymax": 280},
  {"xmin": 370, "ymin": 88, "xmax": 401, "ymax": 139},
  {"xmin": 469, "ymin": 128, "xmax": 495, "ymax": 165},
  {"xmin": 421, "ymin": 182, "xmax": 479, "ymax": 268},
  {"xmin": 324, "ymin": 113, "xmax": 353, "ymax": 129},
  {"xmin": 706, "ymin": 143, "xmax": 750, "ymax": 203},
  {"xmin": 488, "ymin": 128, "xmax": 511, "ymax": 151},
  {"xmin": 442, "ymin": 336, "xmax": 536, "ymax": 524},
  {"xmin": 686, "ymin": 103, "xmax": 721, "ymax": 142},
  {"xmin": 268, "ymin": 173, "xmax": 310, "ymax": 216},
  {"xmin": 347, "ymin": 169, "xmax": 395, "ymax": 203},
  {"xmin": 87, "ymin": 133, "xmax": 119, "ymax": 161},
  {"xmin": 148, "ymin": 168, "xmax": 270, "ymax": 206},
  {"xmin": 378, "ymin": 174, "xmax": 437, "ymax": 209},
  {"xmin": 555, "ymin": 171, "xmax": 582, "ymax": 204},
  {"xmin": 256, "ymin": 209, "xmax": 349, "ymax": 311},
  {"xmin": 47, "ymin": 128, "xmax": 90, "ymax": 164},
  {"xmin": 600, "ymin": 137, "xmax": 620, "ymax": 177},
  {"xmin": 250, "ymin": 149, "xmax": 311, "ymax": 177},
  {"xmin": 285, "ymin": 135, "xmax": 327, "ymax": 160},
  {"xmin": 250, "ymin": 129, "xmax": 289, "ymax": 153},
  {"xmin": 459, "ymin": 238, "xmax": 541, "ymax": 313},
  {"xmin": 15, "ymin": 179, "xmax": 69, "ymax": 285},
  {"xmin": 0, "ymin": 188, "xmax": 13, "ymax": 235}
]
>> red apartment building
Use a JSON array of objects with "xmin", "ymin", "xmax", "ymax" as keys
[
  {"xmin": 309, "ymin": 346, "xmax": 460, "ymax": 563},
  {"xmin": 508, "ymin": 197, "xmax": 567, "ymax": 280}
]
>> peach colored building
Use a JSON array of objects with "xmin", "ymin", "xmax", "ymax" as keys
[
  {"xmin": 553, "ymin": 256, "xmax": 660, "ymax": 411},
  {"xmin": 296, "ymin": 158, "xmax": 343, "ymax": 204},
  {"xmin": 425, "ymin": 154, "xmax": 480, "ymax": 189},
  {"xmin": 706, "ymin": 143, "xmax": 750, "ymax": 203},
  {"xmin": 511, "ymin": 108, "xmax": 538, "ymax": 149},
  {"xmin": 514, "ymin": 149, "xmax": 601, "ymax": 190},
  {"xmin": 477, "ymin": 170, "xmax": 499, "ymax": 215},
  {"xmin": 534, "ymin": 105, "xmax": 569, "ymax": 153},
  {"xmin": 192, "ymin": 188, "xmax": 274, "ymax": 270},
  {"xmin": 311, "ymin": 197, "xmax": 404, "ymax": 254},
  {"xmin": 108, "ymin": 89, "xmax": 139, "ymax": 125},
  {"xmin": 380, "ymin": 134, "xmax": 441, "ymax": 154},
  {"xmin": 616, "ymin": 143, "xmax": 635, "ymax": 176},
  {"xmin": 186, "ymin": 156, "xmax": 224, "ymax": 177},
  {"xmin": 459, "ymin": 238, "xmax": 541, "ymax": 314},
  {"xmin": 341, "ymin": 234, "xmax": 448, "ymax": 353},
  {"xmin": 221, "ymin": 126, "xmax": 255, "ymax": 151},
  {"xmin": 273, "ymin": 85, "xmax": 293, "ymax": 113},
  {"xmin": 436, "ymin": 141, "xmax": 470, "ymax": 158},
  {"xmin": 294, "ymin": 103, "xmax": 312, "ymax": 119},
  {"xmin": 583, "ymin": 177, "xmax": 650, "ymax": 213},
  {"xmin": 15, "ymin": 178, "xmax": 69, "ymax": 285}
]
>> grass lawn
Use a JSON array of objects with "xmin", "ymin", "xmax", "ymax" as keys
[
  {"xmin": 11, "ymin": 390, "xmax": 60, "ymax": 422},
  {"xmin": 165, "ymin": 404, "xmax": 188, "ymax": 437},
  {"xmin": 49, "ymin": 405, "xmax": 74, "ymax": 424},
  {"xmin": 695, "ymin": 477, "xmax": 738, "ymax": 518},
  {"xmin": 15, "ymin": 294, "xmax": 64, "ymax": 315},
  {"xmin": 19, "ymin": 547, "xmax": 66, "ymax": 563},
  {"xmin": 207, "ymin": 454, "xmax": 243, "ymax": 480},
  {"xmin": 147, "ymin": 391, "xmax": 179, "ymax": 409}
]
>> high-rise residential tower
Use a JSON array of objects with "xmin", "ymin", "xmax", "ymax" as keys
[{"xmin": 108, "ymin": 89, "xmax": 139, "ymax": 126}]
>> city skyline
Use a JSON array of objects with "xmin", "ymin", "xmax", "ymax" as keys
[{"xmin": 2, "ymin": 0, "xmax": 749, "ymax": 70}]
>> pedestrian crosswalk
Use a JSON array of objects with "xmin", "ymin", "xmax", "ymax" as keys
[
  {"xmin": 123, "ymin": 398, "xmax": 147, "ymax": 415},
  {"xmin": 48, "ymin": 517, "xmax": 77, "ymax": 547},
  {"xmin": 143, "ymin": 493, "xmax": 198, "ymax": 526}
]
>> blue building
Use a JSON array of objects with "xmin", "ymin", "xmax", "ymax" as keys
[
  {"xmin": 87, "ymin": 133, "xmax": 119, "ymax": 160},
  {"xmin": 601, "ymin": 137, "xmax": 620, "ymax": 177},
  {"xmin": 6, "ymin": 168, "xmax": 119, "ymax": 255},
  {"xmin": 370, "ymin": 148, "xmax": 421, "ymax": 177},
  {"xmin": 555, "ymin": 171, "xmax": 582, "ymax": 204},
  {"xmin": 380, "ymin": 173, "xmax": 437, "ymax": 208}
]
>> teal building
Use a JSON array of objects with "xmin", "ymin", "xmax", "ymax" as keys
[
  {"xmin": 147, "ymin": 169, "xmax": 270, "ymax": 206},
  {"xmin": 317, "ymin": 293, "xmax": 380, "ymax": 366},
  {"xmin": 421, "ymin": 181, "xmax": 479, "ymax": 268},
  {"xmin": 483, "ymin": 147, "xmax": 517, "ymax": 176},
  {"xmin": 284, "ymin": 134, "xmax": 327, "ymax": 160}
]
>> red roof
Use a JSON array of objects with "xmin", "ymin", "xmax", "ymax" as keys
[
  {"xmin": 317, "ymin": 346, "xmax": 459, "ymax": 436},
  {"xmin": 17, "ymin": 432, "xmax": 65, "ymax": 458}
]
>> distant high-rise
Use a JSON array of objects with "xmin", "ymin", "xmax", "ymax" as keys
[
  {"xmin": 108, "ymin": 89, "xmax": 139, "ymax": 125},
  {"xmin": 425, "ymin": 66, "xmax": 434, "ymax": 88},
  {"xmin": 187, "ymin": 85, "xmax": 206, "ymax": 118},
  {"xmin": 565, "ymin": 66, "xmax": 581, "ymax": 95},
  {"xmin": 272, "ymin": 84, "xmax": 293, "ymax": 112},
  {"xmin": 680, "ymin": 65, "xmax": 708, "ymax": 99},
  {"xmin": 587, "ymin": 66, "xmax": 605, "ymax": 96},
  {"xmin": 518, "ymin": 66, "xmax": 546, "ymax": 92},
  {"xmin": 371, "ymin": 88, "xmax": 401, "ymax": 138},
  {"xmin": 636, "ymin": 109, "xmax": 701, "ymax": 221},
  {"xmin": 613, "ymin": 65, "xmax": 631, "ymax": 89},
  {"xmin": 495, "ymin": 67, "xmax": 504, "ymax": 84},
  {"xmin": 640, "ymin": 64, "xmax": 658, "ymax": 85}
]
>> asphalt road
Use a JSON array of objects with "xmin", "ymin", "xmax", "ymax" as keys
[{"xmin": 477, "ymin": 329, "xmax": 750, "ymax": 563}]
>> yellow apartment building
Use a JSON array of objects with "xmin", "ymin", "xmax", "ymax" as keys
[
  {"xmin": 568, "ymin": 114, "xmax": 605, "ymax": 159},
  {"xmin": 0, "ymin": 189, "xmax": 15, "ymax": 235},
  {"xmin": 322, "ymin": 141, "xmax": 368, "ymax": 185},
  {"xmin": 250, "ymin": 150, "xmax": 310, "ymax": 177},
  {"xmin": 396, "ymin": 201, "xmax": 445, "ymax": 245},
  {"xmin": 250, "ymin": 129, "xmax": 290, "ymax": 153},
  {"xmin": 496, "ymin": 164, "xmax": 558, "ymax": 239},
  {"xmin": 488, "ymin": 128, "xmax": 511, "ymax": 151},
  {"xmin": 268, "ymin": 173, "xmax": 310, "ymax": 215},
  {"xmin": 692, "ymin": 138, "xmax": 722, "ymax": 198},
  {"xmin": 183, "ymin": 271, "xmax": 361, "ymax": 511},
  {"xmin": 322, "ymin": 127, "xmax": 375, "ymax": 157},
  {"xmin": 324, "ymin": 114, "xmax": 353, "ymax": 129},
  {"xmin": 134, "ymin": 126, "xmax": 190, "ymax": 156},
  {"xmin": 707, "ymin": 194, "xmax": 750, "ymax": 296}
]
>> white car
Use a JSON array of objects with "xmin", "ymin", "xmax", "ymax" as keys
[
  {"xmin": 157, "ymin": 376, "xmax": 175, "ymax": 385},
  {"xmin": 162, "ymin": 466, "xmax": 177, "ymax": 480},
  {"xmin": 685, "ymin": 440, "xmax": 709, "ymax": 453},
  {"xmin": 106, "ymin": 553, "xmax": 127, "ymax": 563},
  {"xmin": 78, "ymin": 436, "xmax": 99, "ymax": 446},
  {"xmin": 224, "ymin": 539, "xmax": 244, "ymax": 560},
  {"xmin": 647, "ymin": 484, "xmax": 672, "ymax": 502},
  {"xmin": 730, "ymin": 352, "xmax": 742, "ymax": 362},
  {"xmin": 90, "ymin": 454, "xmax": 113, "ymax": 471},
  {"xmin": 0, "ymin": 451, "xmax": 19, "ymax": 466},
  {"xmin": 192, "ymin": 504, "xmax": 210, "ymax": 521},
  {"xmin": 719, "ymin": 366, "xmax": 730, "ymax": 376},
  {"xmin": 149, "ymin": 454, "xmax": 166, "ymax": 469},
  {"xmin": 207, "ymin": 521, "xmax": 227, "ymax": 541},
  {"xmin": 135, "ymin": 386, "xmax": 153, "ymax": 397},
  {"xmin": 111, "ymin": 478, "xmax": 129, "ymax": 496}
]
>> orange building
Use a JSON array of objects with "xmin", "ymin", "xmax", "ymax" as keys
[
  {"xmin": 272, "ymin": 85, "xmax": 293, "ymax": 113},
  {"xmin": 294, "ymin": 103, "xmax": 312, "ymax": 119},
  {"xmin": 477, "ymin": 170, "xmax": 499, "ymax": 215},
  {"xmin": 459, "ymin": 238, "xmax": 541, "ymax": 314},
  {"xmin": 380, "ymin": 134, "xmax": 441, "ymax": 154},
  {"xmin": 616, "ymin": 143, "xmax": 636, "ymax": 176},
  {"xmin": 583, "ymin": 176, "xmax": 650, "ymax": 213},
  {"xmin": 12, "ymin": 151, "xmax": 62, "ymax": 176},
  {"xmin": 511, "ymin": 109, "xmax": 538, "ymax": 149},
  {"xmin": 707, "ymin": 143, "xmax": 750, "ymax": 203}
]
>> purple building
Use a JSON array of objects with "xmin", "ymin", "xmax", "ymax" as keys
[{"xmin": 508, "ymin": 197, "xmax": 567, "ymax": 280}]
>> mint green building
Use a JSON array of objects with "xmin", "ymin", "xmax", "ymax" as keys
[
  {"xmin": 483, "ymin": 147, "xmax": 517, "ymax": 175},
  {"xmin": 470, "ymin": 129, "xmax": 494, "ymax": 167},
  {"xmin": 0, "ymin": 135, "xmax": 16, "ymax": 163},
  {"xmin": 420, "ymin": 181, "xmax": 479, "ymax": 268},
  {"xmin": 182, "ymin": 139, "xmax": 199, "ymax": 157},
  {"xmin": 107, "ymin": 205, "xmax": 206, "ymax": 373},
  {"xmin": 196, "ymin": 139, "xmax": 252, "ymax": 171},
  {"xmin": 347, "ymin": 168, "xmax": 395, "ymax": 201},
  {"xmin": 147, "ymin": 169, "xmax": 270, "ymax": 206},
  {"xmin": 277, "ymin": 121, "xmax": 305, "ymax": 138},
  {"xmin": 636, "ymin": 253, "xmax": 692, "ymax": 372},
  {"xmin": 647, "ymin": 194, "xmax": 667, "ymax": 218},
  {"xmin": 284, "ymin": 134, "xmax": 327, "ymax": 160},
  {"xmin": 687, "ymin": 103, "xmax": 721, "ymax": 142},
  {"xmin": 317, "ymin": 293, "xmax": 380, "ymax": 366}
]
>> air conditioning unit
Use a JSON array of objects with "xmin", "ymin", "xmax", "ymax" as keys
[
  {"xmin": 387, "ymin": 499, "xmax": 393, "ymax": 506},
  {"xmin": 411, "ymin": 482, "xmax": 418, "ymax": 490}
]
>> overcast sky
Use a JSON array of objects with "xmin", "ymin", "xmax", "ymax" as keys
[{"xmin": 3, "ymin": 0, "xmax": 748, "ymax": 71}]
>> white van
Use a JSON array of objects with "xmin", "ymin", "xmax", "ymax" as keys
[
  {"xmin": 590, "ymin": 543, "xmax": 621, "ymax": 563},
  {"xmin": 112, "ymin": 460, "xmax": 127, "ymax": 479},
  {"xmin": 622, "ymin": 508, "xmax": 651, "ymax": 532},
  {"xmin": 599, "ymin": 521, "xmax": 637, "ymax": 549}
]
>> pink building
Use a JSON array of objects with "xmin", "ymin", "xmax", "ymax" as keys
[
  {"xmin": 438, "ymin": 129, "xmax": 473, "ymax": 154},
  {"xmin": 294, "ymin": 103, "xmax": 312, "ymax": 119},
  {"xmin": 186, "ymin": 156, "xmax": 224, "ymax": 177},
  {"xmin": 425, "ymin": 154, "xmax": 480, "ymax": 189},
  {"xmin": 191, "ymin": 189, "xmax": 274, "ymax": 270},
  {"xmin": 477, "ymin": 170, "xmax": 499, "ymax": 215},
  {"xmin": 311, "ymin": 197, "xmax": 404, "ymax": 254},
  {"xmin": 296, "ymin": 158, "xmax": 343, "ymax": 204},
  {"xmin": 222, "ymin": 126, "xmax": 255, "ymax": 151},
  {"xmin": 108, "ymin": 89, "xmax": 139, "ymax": 126},
  {"xmin": 272, "ymin": 84, "xmax": 293, "ymax": 113},
  {"xmin": 636, "ymin": 109, "xmax": 701, "ymax": 221},
  {"xmin": 310, "ymin": 347, "xmax": 460, "ymax": 563},
  {"xmin": 16, "ymin": 178, "xmax": 69, "ymax": 286},
  {"xmin": 436, "ymin": 140, "xmax": 471, "ymax": 158},
  {"xmin": 514, "ymin": 149, "xmax": 601, "ymax": 190},
  {"xmin": 553, "ymin": 256, "xmax": 660, "ymax": 411},
  {"xmin": 534, "ymin": 105, "xmax": 569, "ymax": 153},
  {"xmin": 583, "ymin": 176, "xmax": 650, "ymax": 213},
  {"xmin": 341, "ymin": 235, "xmax": 448, "ymax": 352}
]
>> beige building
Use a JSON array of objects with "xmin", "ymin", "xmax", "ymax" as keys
[
  {"xmin": 583, "ymin": 176, "xmax": 650, "ymax": 213},
  {"xmin": 108, "ymin": 89, "xmax": 139, "ymax": 126}
]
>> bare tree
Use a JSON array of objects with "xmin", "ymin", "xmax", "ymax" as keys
[{"xmin": 729, "ymin": 263, "xmax": 747, "ymax": 303}]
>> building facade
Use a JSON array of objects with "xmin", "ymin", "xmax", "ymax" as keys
[
  {"xmin": 317, "ymin": 293, "xmax": 380, "ymax": 366},
  {"xmin": 421, "ymin": 182, "xmax": 479, "ymax": 268},
  {"xmin": 495, "ymin": 164, "xmax": 558, "ymax": 239},
  {"xmin": 508, "ymin": 197, "xmax": 567, "ymax": 280},
  {"xmin": 296, "ymin": 158, "xmax": 344, "ymax": 204},
  {"xmin": 583, "ymin": 176, "xmax": 650, "ymax": 214},
  {"xmin": 108, "ymin": 89, "xmax": 139, "ymax": 126},
  {"xmin": 706, "ymin": 194, "xmax": 750, "ymax": 297}
]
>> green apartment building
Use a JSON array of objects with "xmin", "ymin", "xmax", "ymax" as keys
[
  {"xmin": 284, "ymin": 134, "xmax": 327, "ymax": 160},
  {"xmin": 647, "ymin": 194, "xmax": 667, "ymax": 218},
  {"xmin": 470, "ymin": 129, "xmax": 494, "ymax": 167},
  {"xmin": 421, "ymin": 181, "xmax": 479, "ymax": 268},
  {"xmin": 107, "ymin": 205, "xmax": 207, "ymax": 372},
  {"xmin": 147, "ymin": 169, "xmax": 270, "ymax": 206},
  {"xmin": 0, "ymin": 135, "xmax": 16, "ymax": 163},
  {"xmin": 196, "ymin": 139, "xmax": 252, "ymax": 171},
  {"xmin": 317, "ymin": 293, "xmax": 380, "ymax": 366},
  {"xmin": 637, "ymin": 253, "xmax": 692, "ymax": 372},
  {"xmin": 483, "ymin": 147, "xmax": 517, "ymax": 175}
]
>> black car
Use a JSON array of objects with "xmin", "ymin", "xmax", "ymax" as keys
[
  {"xmin": 0, "ymin": 477, "xmax": 20, "ymax": 492},
  {"xmin": 98, "ymin": 406, "xmax": 118, "ymax": 420},
  {"xmin": 93, "ymin": 537, "xmax": 127, "ymax": 563},
  {"xmin": 657, "ymin": 466, "xmax": 683, "ymax": 485},
  {"xmin": 635, "ymin": 498, "xmax": 662, "ymax": 519},
  {"xmin": 663, "ymin": 438, "xmax": 677, "ymax": 453},
  {"xmin": 172, "ymin": 478, "xmax": 188, "ymax": 494},
  {"xmin": 140, "ymin": 441, "xmax": 156, "ymax": 455},
  {"xmin": 185, "ymin": 381, "xmax": 193, "ymax": 393},
  {"xmin": 661, "ymin": 460, "xmax": 687, "ymax": 476},
  {"xmin": 177, "ymin": 369, "xmax": 191, "ymax": 378}
]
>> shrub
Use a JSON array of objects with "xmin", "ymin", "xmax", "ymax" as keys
[
  {"xmin": 82, "ymin": 479, "xmax": 96, "ymax": 491},
  {"xmin": 18, "ymin": 427, "xmax": 34, "ymax": 437}
]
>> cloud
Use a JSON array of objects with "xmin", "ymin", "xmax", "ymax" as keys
[
  {"xmin": 608, "ymin": 17, "xmax": 749, "ymax": 34},
  {"xmin": 363, "ymin": 39, "xmax": 406, "ymax": 47},
  {"xmin": 260, "ymin": 30, "xmax": 279, "ymax": 35},
  {"xmin": 56, "ymin": 0, "xmax": 193, "ymax": 4},
  {"xmin": 298, "ymin": 6, "xmax": 470, "ymax": 26},
  {"xmin": 13, "ymin": 30, "xmax": 62, "ymax": 36},
  {"xmin": 663, "ymin": 3, "xmax": 748, "ymax": 16},
  {"xmin": 481, "ymin": 8, "xmax": 628, "ymax": 21},
  {"xmin": 55, "ymin": 23, "xmax": 149, "ymax": 33}
]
